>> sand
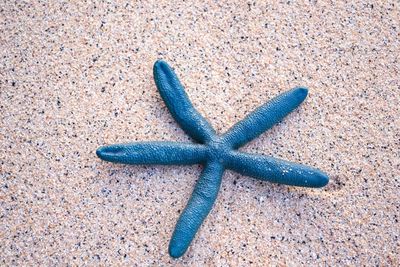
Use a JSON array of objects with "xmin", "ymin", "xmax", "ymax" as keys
[{"xmin": 1, "ymin": 1, "xmax": 399, "ymax": 265}]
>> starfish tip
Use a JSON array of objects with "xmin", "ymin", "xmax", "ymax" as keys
[
  {"xmin": 168, "ymin": 244, "xmax": 185, "ymax": 259},
  {"xmin": 312, "ymin": 171, "xmax": 329, "ymax": 188},
  {"xmin": 96, "ymin": 146, "xmax": 105, "ymax": 159},
  {"xmin": 96, "ymin": 145, "xmax": 123, "ymax": 161},
  {"xmin": 154, "ymin": 59, "xmax": 169, "ymax": 71},
  {"xmin": 294, "ymin": 86, "xmax": 309, "ymax": 99}
]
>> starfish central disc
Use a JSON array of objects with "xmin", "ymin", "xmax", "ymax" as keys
[{"xmin": 206, "ymin": 139, "xmax": 231, "ymax": 164}]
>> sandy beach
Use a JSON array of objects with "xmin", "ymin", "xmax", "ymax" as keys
[{"xmin": 1, "ymin": 1, "xmax": 399, "ymax": 265}]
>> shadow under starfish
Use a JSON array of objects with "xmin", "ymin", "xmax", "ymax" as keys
[{"xmin": 96, "ymin": 60, "xmax": 329, "ymax": 258}]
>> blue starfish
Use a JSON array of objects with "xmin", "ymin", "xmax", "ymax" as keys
[{"xmin": 96, "ymin": 60, "xmax": 329, "ymax": 258}]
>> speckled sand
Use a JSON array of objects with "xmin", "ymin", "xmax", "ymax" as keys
[{"xmin": 1, "ymin": 1, "xmax": 399, "ymax": 266}]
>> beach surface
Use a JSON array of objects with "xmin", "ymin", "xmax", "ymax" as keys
[{"xmin": 1, "ymin": 1, "xmax": 399, "ymax": 265}]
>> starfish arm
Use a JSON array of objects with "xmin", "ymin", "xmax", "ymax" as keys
[
  {"xmin": 225, "ymin": 151, "xmax": 329, "ymax": 188},
  {"xmin": 221, "ymin": 87, "xmax": 308, "ymax": 148},
  {"xmin": 153, "ymin": 60, "xmax": 216, "ymax": 143},
  {"xmin": 96, "ymin": 142, "xmax": 207, "ymax": 165},
  {"xmin": 169, "ymin": 161, "xmax": 224, "ymax": 258}
]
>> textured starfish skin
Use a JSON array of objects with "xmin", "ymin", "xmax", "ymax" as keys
[{"xmin": 96, "ymin": 60, "xmax": 329, "ymax": 258}]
